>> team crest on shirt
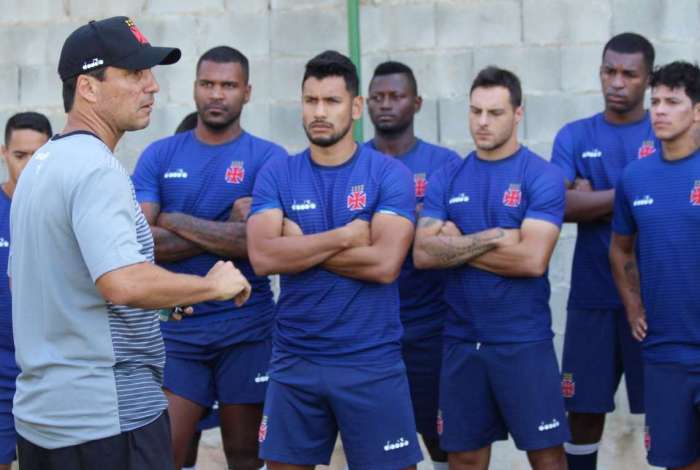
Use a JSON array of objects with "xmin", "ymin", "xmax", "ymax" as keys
[
  {"xmin": 561, "ymin": 373, "xmax": 575, "ymax": 398},
  {"xmin": 638, "ymin": 140, "xmax": 656, "ymax": 159},
  {"xmin": 414, "ymin": 173, "xmax": 427, "ymax": 197},
  {"xmin": 690, "ymin": 181, "xmax": 700, "ymax": 206},
  {"xmin": 644, "ymin": 426, "xmax": 651, "ymax": 450},
  {"xmin": 502, "ymin": 184, "xmax": 522, "ymax": 208},
  {"xmin": 347, "ymin": 185, "xmax": 367, "ymax": 211},
  {"xmin": 225, "ymin": 161, "xmax": 245, "ymax": 184},
  {"xmin": 258, "ymin": 415, "xmax": 268, "ymax": 443},
  {"xmin": 125, "ymin": 18, "xmax": 149, "ymax": 45},
  {"xmin": 436, "ymin": 409, "xmax": 444, "ymax": 435}
]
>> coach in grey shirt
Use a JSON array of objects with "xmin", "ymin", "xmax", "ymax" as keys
[{"xmin": 9, "ymin": 17, "xmax": 251, "ymax": 470}]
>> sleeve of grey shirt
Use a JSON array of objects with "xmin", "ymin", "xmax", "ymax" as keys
[{"xmin": 71, "ymin": 166, "xmax": 147, "ymax": 282}]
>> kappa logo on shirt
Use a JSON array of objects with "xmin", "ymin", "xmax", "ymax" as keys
[
  {"xmin": 448, "ymin": 193, "xmax": 470, "ymax": 205},
  {"xmin": 291, "ymin": 200, "xmax": 317, "ymax": 211},
  {"xmin": 538, "ymin": 418, "xmax": 561, "ymax": 432},
  {"xmin": 581, "ymin": 148, "xmax": 602, "ymax": 159},
  {"xmin": 258, "ymin": 415, "xmax": 268, "ymax": 443},
  {"xmin": 690, "ymin": 181, "xmax": 700, "ymax": 206},
  {"xmin": 383, "ymin": 437, "xmax": 410, "ymax": 452},
  {"xmin": 347, "ymin": 185, "xmax": 367, "ymax": 211},
  {"xmin": 638, "ymin": 140, "xmax": 656, "ymax": 159},
  {"xmin": 502, "ymin": 184, "xmax": 522, "ymax": 208},
  {"xmin": 225, "ymin": 161, "xmax": 245, "ymax": 184},
  {"xmin": 633, "ymin": 195, "xmax": 654, "ymax": 207},
  {"xmin": 414, "ymin": 173, "xmax": 427, "ymax": 197},
  {"xmin": 163, "ymin": 169, "xmax": 188, "ymax": 179},
  {"xmin": 0, "ymin": 238, "xmax": 9, "ymax": 249},
  {"xmin": 561, "ymin": 373, "xmax": 575, "ymax": 398}
]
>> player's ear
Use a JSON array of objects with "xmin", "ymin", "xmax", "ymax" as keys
[
  {"xmin": 352, "ymin": 94, "xmax": 364, "ymax": 121},
  {"xmin": 514, "ymin": 105, "xmax": 524, "ymax": 124},
  {"xmin": 693, "ymin": 101, "xmax": 700, "ymax": 124},
  {"xmin": 244, "ymin": 83, "xmax": 252, "ymax": 105},
  {"xmin": 414, "ymin": 95, "xmax": 423, "ymax": 114}
]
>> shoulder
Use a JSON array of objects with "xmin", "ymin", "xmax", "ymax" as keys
[
  {"xmin": 522, "ymin": 147, "xmax": 565, "ymax": 182},
  {"xmin": 621, "ymin": 152, "xmax": 659, "ymax": 181},
  {"xmin": 557, "ymin": 112, "xmax": 601, "ymax": 136},
  {"xmin": 365, "ymin": 146, "xmax": 412, "ymax": 179},
  {"xmin": 242, "ymin": 131, "xmax": 288, "ymax": 157}
]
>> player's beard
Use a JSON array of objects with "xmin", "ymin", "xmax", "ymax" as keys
[
  {"xmin": 304, "ymin": 119, "xmax": 353, "ymax": 148},
  {"xmin": 474, "ymin": 127, "xmax": 515, "ymax": 152},
  {"xmin": 197, "ymin": 106, "xmax": 242, "ymax": 132},
  {"xmin": 373, "ymin": 118, "xmax": 412, "ymax": 137}
]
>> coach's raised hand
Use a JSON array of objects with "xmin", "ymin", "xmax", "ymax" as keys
[{"xmin": 205, "ymin": 260, "xmax": 251, "ymax": 305}]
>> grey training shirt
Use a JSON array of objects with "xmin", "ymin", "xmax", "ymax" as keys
[{"xmin": 9, "ymin": 132, "xmax": 167, "ymax": 448}]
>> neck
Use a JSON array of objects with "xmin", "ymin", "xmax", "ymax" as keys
[
  {"xmin": 1, "ymin": 181, "xmax": 14, "ymax": 199},
  {"xmin": 372, "ymin": 127, "xmax": 416, "ymax": 156},
  {"xmin": 62, "ymin": 109, "xmax": 122, "ymax": 151},
  {"xmin": 604, "ymin": 104, "xmax": 646, "ymax": 125},
  {"xmin": 194, "ymin": 119, "xmax": 243, "ymax": 145},
  {"xmin": 662, "ymin": 131, "xmax": 698, "ymax": 161},
  {"xmin": 475, "ymin": 137, "xmax": 520, "ymax": 161},
  {"xmin": 310, "ymin": 134, "xmax": 357, "ymax": 166}
]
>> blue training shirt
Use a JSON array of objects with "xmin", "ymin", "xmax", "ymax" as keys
[
  {"xmin": 0, "ymin": 191, "xmax": 12, "ymax": 348},
  {"xmin": 250, "ymin": 144, "xmax": 415, "ymax": 366},
  {"xmin": 132, "ymin": 130, "xmax": 286, "ymax": 341},
  {"xmin": 551, "ymin": 112, "xmax": 657, "ymax": 310},
  {"xmin": 366, "ymin": 139, "xmax": 461, "ymax": 342},
  {"xmin": 612, "ymin": 149, "xmax": 700, "ymax": 365},
  {"xmin": 422, "ymin": 146, "xmax": 565, "ymax": 344}
]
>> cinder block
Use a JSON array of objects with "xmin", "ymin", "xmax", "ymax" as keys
[
  {"xmin": 66, "ymin": 0, "xmax": 145, "ymax": 19},
  {"xmin": 654, "ymin": 42, "xmax": 697, "ymax": 67},
  {"xmin": 0, "ymin": 25, "xmax": 49, "ymax": 66},
  {"xmin": 145, "ymin": 0, "xmax": 225, "ymax": 15},
  {"xmin": 390, "ymin": 51, "xmax": 473, "ymax": 99},
  {"xmin": 269, "ymin": 58, "xmax": 306, "ymax": 102},
  {"xmin": 249, "ymin": 58, "xmax": 272, "ymax": 103},
  {"xmin": 271, "ymin": 0, "xmax": 342, "ymax": 10},
  {"xmin": 523, "ymin": 0, "xmax": 611, "ymax": 45},
  {"xmin": 19, "ymin": 65, "xmax": 62, "ymax": 108},
  {"xmin": 361, "ymin": 3, "xmax": 436, "ymax": 53},
  {"xmin": 524, "ymin": 92, "xmax": 602, "ymax": 142},
  {"xmin": 153, "ymin": 59, "xmax": 196, "ymax": 106},
  {"xmin": 473, "ymin": 46, "xmax": 561, "ymax": 93},
  {"xmin": 613, "ymin": 0, "xmax": 700, "ymax": 42},
  {"xmin": 196, "ymin": 12, "xmax": 270, "ymax": 58},
  {"xmin": 241, "ymin": 102, "xmax": 271, "ymax": 141},
  {"xmin": 359, "ymin": 54, "xmax": 389, "ymax": 96},
  {"xmin": 0, "ymin": 0, "xmax": 66, "ymax": 24},
  {"xmin": 137, "ymin": 17, "xmax": 199, "ymax": 65},
  {"xmin": 270, "ymin": 8, "xmax": 346, "ymax": 57},
  {"xmin": 269, "ymin": 102, "xmax": 306, "ymax": 152},
  {"xmin": 0, "ymin": 67, "xmax": 19, "ymax": 108},
  {"xmin": 225, "ymin": 0, "xmax": 269, "ymax": 14},
  {"xmin": 438, "ymin": 97, "xmax": 469, "ymax": 144},
  {"xmin": 561, "ymin": 45, "xmax": 604, "ymax": 93},
  {"xmin": 436, "ymin": 1, "xmax": 521, "ymax": 48},
  {"xmin": 46, "ymin": 20, "xmax": 84, "ymax": 66}
]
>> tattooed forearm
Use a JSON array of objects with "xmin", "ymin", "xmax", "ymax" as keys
[
  {"xmin": 623, "ymin": 260, "xmax": 641, "ymax": 295},
  {"xmin": 159, "ymin": 212, "xmax": 248, "ymax": 259},
  {"xmin": 423, "ymin": 229, "xmax": 505, "ymax": 268},
  {"xmin": 152, "ymin": 226, "xmax": 203, "ymax": 263}
]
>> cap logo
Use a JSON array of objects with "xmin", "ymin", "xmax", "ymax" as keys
[
  {"xmin": 82, "ymin": 58, "xmax": 104, "ymax": 70},
  {"xmin": 125, "ymin": 18, "xmax": 149, "ymax": 45}
]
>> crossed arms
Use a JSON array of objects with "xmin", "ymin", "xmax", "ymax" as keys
[
  {"xmin": 247, "ymin": 209, "xmax": 414, "ymax": 284},
  {"xmin": 413, "ymin": 217, "xmax": 560, "ymax": 278},
  {"xmin": 564, "ymin": 178, "xmax": 614, "ymax": 223}
]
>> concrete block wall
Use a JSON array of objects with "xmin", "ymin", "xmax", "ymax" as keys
[{"xmin": 2, "ymin": 1, "xmax": 698, "ymax": 468}]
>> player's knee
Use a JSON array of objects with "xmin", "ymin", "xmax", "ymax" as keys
[
  {"xmin": 449, "ymin": 449, "xmax": 489, "ymax": 468},
  {"xmin": 527, "ymin": 446, "xmax": 566, "ymax": 470},
  {"xmin": 223, "ymin": 442, "xmax": 260, "ymax": 470}
]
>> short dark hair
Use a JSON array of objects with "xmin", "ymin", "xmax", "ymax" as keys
[
  {"xmin": 4, "ymin": 111, "xmax": 53, "ymax": 145},
  {"xmin": 174, "ymin": 112, "xmax": 198, "ymax": 134},
  {"xmin": 303, "ymin": 50, "xmax": 359, "ymax": 97},
  {"xmin": 62, "ymin": 68, "xmax": 106, "ymax": 113},
  {"xmin": 603, "ymin": 32, "xmax": 655, "ymax": 72},
  {"xmin": 650, "ymin": 61, "xmax": 700, "ymax": 104},
  {"xmin": 470, "ymin": 66, "xmax": 522, "ymax": 108},
  {"xmin": 196, "ymin": 46, "xmax": 249, "ymax": 83},
  {"xmin": 370, "ymin": 61, "xmax": 418, "ymax": 95}
]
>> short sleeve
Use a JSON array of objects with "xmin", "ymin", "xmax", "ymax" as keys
[
  {"xmin": 550, "ymin": 125, "xmax": 577, "ymax": 184},
  {"xmin": 72, "ymin": 167, "xmax": 146, "ymax": 282},
  {"xmin": 375, "ymin": 160, "xmax": 415, "ymax": 223},
  {"xmin": 524, "ymin": 164, "xmax": 566, "ymax": 228},
  {"xmin": 250, "ymin": 156, "xmax": 284, "ymax": 216},
  {"xmin": 612, "ymin": 172, "xmax": 637, "ymax": 236},
  {"xmin": 420, "ymin": 166, "xmax": 449, "ymax": 222},
  {"xmin": 131, "ymin": 143, "xmax": 161, "ymax": 204}
]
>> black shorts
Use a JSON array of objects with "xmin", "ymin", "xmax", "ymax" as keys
[{"xmin": 17, "ymin": 411, "xmax": 173, "ymax": 470}]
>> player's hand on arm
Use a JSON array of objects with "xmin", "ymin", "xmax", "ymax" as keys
[
  {"xmin": 157, "ymin": 210, "xmax": 248, "ymax": 259},
  {"xmin": 412, "ymin": 217, "xmax": 516, "ymax": 269},
  {"xmin": 321, "ymin": 214, "xmax": 409, "ymax": 284},
  {"xmin": 610, "ymin": 233, "xmax": 647, "ymax": 341},
  {"xmin": 96, "ymin": 259, "xmax": 251, "ymax": 309},
  {"xmin": 564, "ymin": 178, "xmax": 615, "ymax": 223},
  {"xmin": 141, "ymin": 202, "xmax": 204, "ymax": 263},
  {"xmin": 247, "ymin": 209, "xmax": 363, "ymax": 275},
  {"xmin": 230, "ymin": 196, "xmax": 252, "ymax": 222},
  {"xmin": 468, "ymin": 218, "xmax": 559, "ymax": 277}
]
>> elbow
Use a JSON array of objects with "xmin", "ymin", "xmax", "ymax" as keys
[
  {"xmin": 521, "ymin": 259, "xmax": 548, "ymax": 278},
  {"xmin": 249, "ymin": 255, "xmax": 275, "ymax": 277},
  {"xmin": 372, "ymin": 261, "xmax": 402, "ymax": 285},
  {"xmin": 412, "ymin": 246, "xmax": 434, "ymax": 270},
  {"xmin": 100, "ymin": 283, "xmax": 137, "ymax": 306}
]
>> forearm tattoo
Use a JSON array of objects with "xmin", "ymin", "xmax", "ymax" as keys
[{"xmin": 426, "ymin": 228, "xmax": 504, "ymax": 267}]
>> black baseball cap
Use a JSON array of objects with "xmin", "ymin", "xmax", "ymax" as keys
[{"xmin": 58, "ymin": 16, "xmax": 181, "ymax": 82}]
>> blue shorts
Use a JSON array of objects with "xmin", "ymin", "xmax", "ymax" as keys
[
  {"xmin": 0, "ymin": 346, "xmax": 18, "ymax": 464},
  {"xmin": 196, "ymin": 403, "xmax": 219, "ymax": 432},
  {"xmin": 402, "ymin": 334, "xmax": 442, "ymax": 442},
  {"xmin": 259, "ymin": 355, "xmax": 423, "ymax": 469},
  {"xmin": 439, "ymin": 340, "xmax": 570, "ymax": 452},
  {"xmin": 164, "ymin": 334, "xmax": 271, "ymax": 407},
  {"xmin": 561, "ymin": 308, "xmax": 644, "ymax": 414},
  {"xmin": 644, "ymin": 362, "xmax": 700, "ymax": 468}
]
